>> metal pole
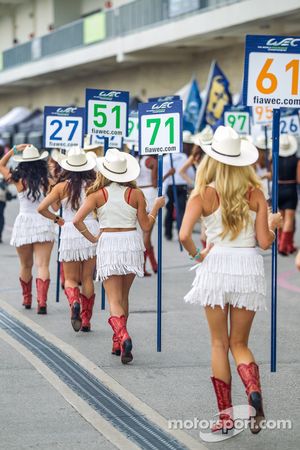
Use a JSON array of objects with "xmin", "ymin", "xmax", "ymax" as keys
[
  {"xmin": 55, "ymin": 206, "xmax": 63, "ymax": 303},
  {"xmin": 169, "ymin": 154, "xmax": 183, "ymax": 251},
  {"xmin": 271, "ymin": 108, "xmax": 280, "ymax": 373},
  {"xmin": 101, "ymin": 137, "xmax": 110, "ymax": 310},
  {"xmin": 157, "ymin": 155, "xmax": 163, "ymax": 352},
  {"xmin": 264, "ymin": 125, "xmax": 271, "ymax": 199}
]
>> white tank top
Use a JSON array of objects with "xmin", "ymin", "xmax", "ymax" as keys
[
  {"xmin": 136, "ymin": 156, "xmax": 153, "ymax": 187},
  {"xmin": 18, "ymin": 190, "xmax": 45, "ymax": 214},
  {"xmin": 97, "ymin": 182, "xmax": 137, "ymax": 229},
  {"xmin": 202, "ymin": 184, "xmax": 256, "ymax": 248},
  {"xmin": 61, "ymin": 187, "xmax": 95, "ymax": 222}
]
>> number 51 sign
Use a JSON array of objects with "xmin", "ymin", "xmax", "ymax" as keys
[
  {"xmin": 243, "ymin": 35, "xmax": 300, "ymax": 107},
  {"xmin": 138, "ymin": 100, "xmax": 182, "ymax": 155}
]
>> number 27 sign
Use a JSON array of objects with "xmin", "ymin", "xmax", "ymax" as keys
[
  {"xmin": 44, "ymin": 106, "xmax": 85, "ymax": 149},
  {"xmin": 243, "ymin": 35, "xmax": 300, "ymax": 108}
]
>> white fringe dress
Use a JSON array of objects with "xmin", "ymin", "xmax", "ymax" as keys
[
  {"xmin": 96, "ymin": 183, "xmax": 145, "ymax": 281},
  {"xmin": 10, "ymin": 190, "xmax": 56, "ymax": 247},
  {"xmin": 59, "ymin": 193, "xmax": 98, "ymax": 262},
  {"xmin": 184, "ymin": 204, "xmax": 267, "ymax": 312}
]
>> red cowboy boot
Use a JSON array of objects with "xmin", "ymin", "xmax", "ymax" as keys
[
  {"xmin": 65, "ymin": 287, "xmax": 81, "ymax": 332},
  {"xmin": 146, "ymin": 246, "xmax": 158, "ymax": 273},
  {"xmin": 278, "ymin": 231, "xmax": 289, "ymax": 256},
  {"xmin": 80, "ymin": 293, "xmax": 95, "ymax": 332},
  {"xmin": 108, "ymin": 315, "xmax": 133, "ymax": 364},
  {"xmin": 143, "ymin": 251, "xmax": 152, "ymax": 277},
  {"xmin": 36, "ymin": 278, "xmax": 50, "ymax": 315},
  {"xmin": 286, "ymin": 231, "xmax": 297, "ymax": 254},
  {"xmin": 60, "ymin": 263, "xmax": 65, "ymax": 290},
  {"xmin": 237, "ymin": 362, "xmax": 265, "ymax": 434},
  {"xmin": 110, "ymin": 316, "xmax": 128, "ymax": 356},
  {"xmin": 210, "ymin": 377, "xmax": 234, "ymax": 434},
  {"xmin": 19, "ymin": 278, "xmax": 32, "ymax": 309}
]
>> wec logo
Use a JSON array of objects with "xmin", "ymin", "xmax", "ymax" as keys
[
  {"xmin": 266, "ymin": 38, "xmax": 300, "ymax": 47},
  {"xmin": 56, "ymin": 107, "xmax": 77, "ymax": 114},
  {"xmin": 99, "ymin": 91, "xmax": 121, "ymax": 98},
  {"xmin": 152, "ymin": 102, "xmax": 174, "ymax": 110}
]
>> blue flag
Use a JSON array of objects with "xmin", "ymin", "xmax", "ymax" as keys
[
  {"xmin": 198, "ymin": 61, "xmax": 232, "ymax": 131},
  {"xmin": 176, "ymin": 78, "xmax": 202, "ymax": 133}
]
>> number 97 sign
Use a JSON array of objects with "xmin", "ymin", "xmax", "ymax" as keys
[
  {"xmin": 138, "ymin": 100, "xmax": 182, "ymax": 155},
  {"xmin": 243, "ymin": 35, "xmax": 300, "ymax": 108}
]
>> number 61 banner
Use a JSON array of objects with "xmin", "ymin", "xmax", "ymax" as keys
[
  {"xmin": 138, "ymin": 100, "xmax": 183, "ymax": 155},
  {"xmin": 43, "ymin": 106, "xmax": 85, "ymax": 149},
  {"xmin": 243, "ymin": 35, "xmax": 300, "ymax": 108}
]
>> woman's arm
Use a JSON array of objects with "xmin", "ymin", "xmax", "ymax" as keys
[
  {"xmin": 179, "ymin": 156, "xmax": 195, "ymax": 186},
  {"xmin": 73, "ymin": 192, "xmax": 100, "ymax": 243},
  {"xmin": 146, "ymin": 157, "xmax": 158, "ymax": 187},
  {"xmin": 179, "ymin": 195, "xmax": 203, "ymax": 257},
  {"xmin": 37, "ymin": 183, "xmax": 65, "ymax": 226},
  {"xmin": 136, "ymin": 190, "xmax": 165, "ymax": 231},
  {"xmin": 254, "ymin": 189, "xmax": 282, "ymax": 250},
  {"xmin": 0, "ymin": 144, "xmax": 27, "ymax": 181}
]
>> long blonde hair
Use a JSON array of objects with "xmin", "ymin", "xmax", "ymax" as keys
[
  {"xmin": 86, "ymin": 172, "xmax": 137, "ymax": 196},
  {"xmin": 192, "ymin": 155, "xmax": 262, "ymax": 240}
]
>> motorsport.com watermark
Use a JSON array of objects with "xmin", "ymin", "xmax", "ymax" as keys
[{"xmin": 168, "ymin": 416, "xmax": 292, "ymax": 431}]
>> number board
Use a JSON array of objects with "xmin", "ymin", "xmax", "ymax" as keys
[
  {"xmin": 223, "ymin": 106, "xmax": 251, "ymax": 135},
  {"xmin": 125, "ymin": 113, "xmax": 139, "ymax": 145},
  {"xmin": 252, "ymin": 105, "xmax": 273, "ymax": 126},
  {"xmin": 280, "ymin": 109, "xmax": 300, "ymax": 136},
  {"xmin": 243, "ymin": 35, "xmax": 300, "ymax": 109},
  {"xmin": 43, "ymin": 106, "xmax": 85, "ymax": 149},
  {"xmin": 138, "ymin": 100, "xmax": 182, "ymax": 156},
  {"xmin": 92, "ymin": 134, "xmax": 123, "ymax": 149},
  {"xmin": 148, "ymin": 95, "xmax": 180, "ymax": 102},
  {"xmin": 85, "ymin": 89, "xmax": 129, "ymax": 138}
]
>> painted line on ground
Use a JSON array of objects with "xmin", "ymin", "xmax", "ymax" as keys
[
  {"xmin": 0, "ymin": 327, "xmax": 138, "ymax": 450},
  {"xmin": 0, "ymin": 298, "xmax": 206, "ymax": 450},
  {"xmin": 278, "ymin": 269, "xmax": 300, "ymax": 294}
]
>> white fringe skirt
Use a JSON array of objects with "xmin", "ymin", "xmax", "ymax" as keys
[
  {"xmin": 10, "ymin": 213, "xmax": 56, "ymax": 247},
  {"xmin": 59, "ymin": 219, "xmax": 98, "ymax": 262},
  {"xmin": 96, "ymin": 230, "xmax": 145, "ymax": 281},
  {"xmin": 184, "ymin": 246, "xmax": 267, "ymax": 311}
]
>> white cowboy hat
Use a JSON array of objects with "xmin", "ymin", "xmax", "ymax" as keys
[
  {"xmin": 51, "ymin": 149, "xmax": 66, "ymax": 163},
  {"xmin": 254, "ymin": 134, "xmax": 269, "ymax": 150},
  {"xmin": 202, "ymin": 126, "xmax": 259, "ymax": 167},
  {"xmin": 97, "ymin": 148, "xmax": 140, "ymax": 182},
  {"xmin": 193, "ymin": 125, "xmax": 214, "ymax": 146},
  {"xmin": 83, "ymin": 134, "xmax": 102, "ymax": 151},
  {"xmin": 58, "ymin": 146, "xmax": 96, "ymax": 172},
  {"xmin": 279, "ymin": 134, "xmax": 298, "ymax": 157},
  {"xmin": 182, "ymin": 130, "xmax": 194, "ymax": 144},
  {"xmin": 13, "ymin": 145, "xmax": 48, "ymax": 162}
]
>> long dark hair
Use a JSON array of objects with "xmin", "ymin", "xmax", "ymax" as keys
[
  {"xmin": 10, "ymin": 160, "xmax": 49, "ymax": 201},
  {"xmin": 57, "ymin": 169, "xmax": 96, "ymax": 210}
]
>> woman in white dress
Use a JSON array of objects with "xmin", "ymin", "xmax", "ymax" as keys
[
  {"xmin": 0, "ymin": 144, "xmax": 56, "ymax": 313},
  {"xmin": 38, "ymin": 148, "xmax": 98, "ymax": 332}
]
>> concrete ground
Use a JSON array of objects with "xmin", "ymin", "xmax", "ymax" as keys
[{"xmin": 0, "ymin": 198, "xmax": 300, "ymax": 450}]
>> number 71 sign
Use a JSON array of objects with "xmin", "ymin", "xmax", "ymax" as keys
[
  {"xmin": 43, "ymin": 106, "xmax": 85, "ymax": 149},
  {"xmin": 138, "ymin": 100, "xmax": 182, "ymax": 155}
]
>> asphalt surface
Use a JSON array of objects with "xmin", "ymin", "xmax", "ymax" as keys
[{"xmin": 0, "ymin": 197, "xmax": 300, "ymax": 450}]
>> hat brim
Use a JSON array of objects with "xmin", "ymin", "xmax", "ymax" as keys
[
  {"xmin": 59, "ymin": 153, "xmax": 96, "ymax": 172},
  {"xmin": 13, "ymin": 150, "xmax": 49, "ymax": 163},
  {"xmin": 97, "ymin": 152, "xmax": 140, "ymax": 182},
  {"xmin": 192, "ymin": 135, "xmax": 213, "ymax": 146},
  {"xmin": 84, "ymin": 143, "xmax": 102, "ymax": 151},
  {"xmin": 279, "ymin": 137, "xmax": 298, "ymax": 157},
  {"xmin": 202, "ymin": 140, "xmax": 259, "ymax": 167}
]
